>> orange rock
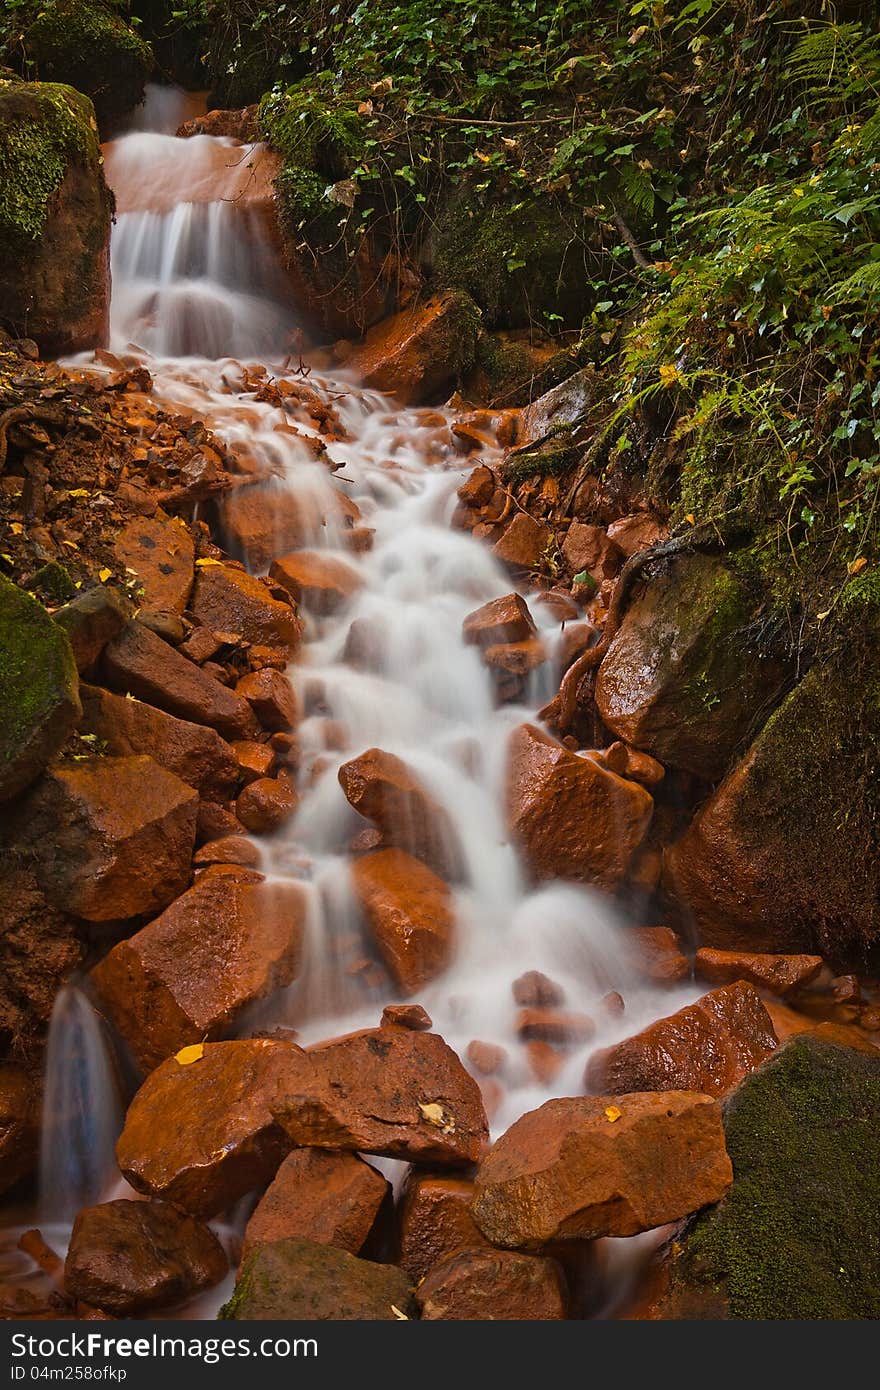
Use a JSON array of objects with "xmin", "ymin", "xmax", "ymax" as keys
[
  {"xmin": 381, "ymin": 1003, "xmax": 433, "ymax": 1031},
  {"xmin": 629, "ymin": 926, "xmax": 690, "ymax": 984},
  {"xmin": 113, "ymin": 513, "xmax": 194, "ymax": 615},
  {"xmin": 350, "ymin": 848, "xmax": 455, "ymax": 993},
  {"xmin": 466, "ymin": 1040, "xmax": 507, "ymax": 1076},
  {"xmin": 417, "ymin": 1247, "xmax": 568, "ymax": 1320},
  {"xmin": 482, "ymin": 639, "xmax": 546, "ymax": 700},
  {"xmin": 345, "ymin": 292, "xmax": 479, "ymax": 405},
  {"xmin": 515, "ymin": 1008, "xmax": 595, "ymax": 1047},
  {"xmin": 462, "ymin": 593, "xmax": 537, "ymax": 648},
  {"xmin": 561, "ymin": 522, "xmax": 622, "ymax": 583},
  {"xmin": 397, "ymin": 1173, "xmax": 491, "ymax": 1282},
  {"xmin": 493, "ymin": 514, "xmax": 553, "ymax": 571},
  {"xmin": 192, "ymin": 835, "xmax": 261, "ymax": 868},
  {"xmin": 586, "ymin": 982, "xmax": 778, "ymax": 1097},
  {"xmin": 339, "ymin": 747, "xmax": 463, "ymax": 879},
  {"xmin": 235, "ymin": 669, "xmax": 299, "ymax": 732},
  {"xmin": 525, "ymin": 1040, "xmax": 565, "ymax": 1085},
  {"xmin": 268, "ymin": 551, "xmax": 362, "ymax": 615},
  {"xmin": 457, "ymin": 467, "xmax": 496, "ymax": 507},
  {"xmin": 231, "ymin": 740, "xmax": 276, "ymax": 784},
  {"xmin": 512, "ymin": 970, "xmax": 565, "ymax": 1007},
  {"xmin": 241, "ymin": 1149, "xmax": 390, "ymax": 1265},
  {"xmin": 190, "ymin": 564, "xmax": 301, "ymax": 651},
  {"xmin": 473, "ymin": 1092, "xmax": 732, "ymax": 1248},
  {"xmin": 505, "ymin": 723, "xmax": 653, "ymax": 889},
  {"xmin": 236, "ymin": 776, "xmax": 299, "ymax": 834},
  {"xmin": 606, "ymin": 512, "xmax": 669, "ymax": 558},
  {"xmin": 763, "ymin": 999, "xmax": 878, "ymax": 1054},
  {"xmin": 694, "ymin": 948, "xmax": 823, "ymax": 996},
  {"xmin": 589, "ymin": 741, "xmax": 665, "ymax": 788}
]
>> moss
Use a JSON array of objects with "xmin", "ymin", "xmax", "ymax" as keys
[
  {"xmin": 12, "ymin": 0, "xmax": 152, "ymax": 125},
  {"xmin": 501, "ymin": 429, "xmax": 583, "ymax": 484},
  {"xmin": 259, "ymin": 83, "xmax": 364, "ymax": 182},
  {"xmin": 24, "ymin": 562, "xmax": 76, "ymax": 604},
  {"xmin": 0, "ymin": 79, "xmax": 100, "ymax": 244}
]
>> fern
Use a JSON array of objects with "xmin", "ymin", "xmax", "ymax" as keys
[
  {"xmin": 786, "ymin": 22, "xmax": 880, "ymax": 112},
  {"xmin": 620, "ymin": 159, "xmax": 655, "ymax": 219},
  {"xmin": 828, "ymin": 259, "xmax": 880, "ymax": 306}
]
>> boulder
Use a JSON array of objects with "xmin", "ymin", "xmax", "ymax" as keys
[
  {"xmin": 561, "ymin": 522, "xmax": 622, "ymax": 584},
  {"xmin": 492, "ymin": 514, "xmax": 552, "ymax": 572},
  {"xmin": 416, "ymin": 1248, "xmax": 568, "ymax": 1320},
  {"xmin": 462, "ymin": 594, "xmax": 536, "ymax": 648},
  {"xmin": 350, "ymin": 849, "xmax": 456, "ymax": 993},
  {"xmin": 91, "ymin": 876, "xmax": 306, "ymax": 1071},
  {"xmin": 53, "ymin": 586, "xmax": 129, "ymax": 673},
  {"xmin": 694, "ymin": 948, "xmax": 823, "ymax": 997},
  {"xmin": 0, "ymin": 575, "xmax": 80, "ymax": 801},
  {"xmin": 15, "ymin": 1, "xmax": 152, "ymax": 126},
  {"xmin": 235, "ymin": 669, "xmax": 299, "ymax": 733},
  {"xmin": 505, "ymin": 723, "xmax": 653, "ymax": 889},
  {"xmin": 190, "ymin": 564, "xmax": 301, "ymax": 651},
  {"xmin": 221, "ymin": 482, "xmax": 357, "ymax": 571},
  {"xmin": 471, "ymin": 1092, "xmax": 732, "ymax": 1249},
  {"xmin": 268, "ymin": 551, "xmax": 362, "ymax": 615},
  {"xmin": 241, "ymin": 1149, "xmax": 390, "ymax": 1265},
  {"xmin": 606, "ymin": 512, "xmax": 668, "ymax": 558},
  {"xmin": 340, "ymin": 749, "xmax": 463, "ymax": 879},
  {"xmin": 0, "ymin": 1065, "xmax": 38, "ymax": 1195},
  {"xmin": 23, "ymin": 756, "xmax": 197, "ymax": 922},
  {"xmin": 65, "ymin": 1200, "xmax": 226, "ymax": 1316},
  {"xmin": 595, "ymin": 554, "xmax": 788, "ymax": 780},
  {"xmin": 235, "ymin": 775, "xmax": 299, "ymax": 834},
  {"xmin": 397, "ymin": 1173, "xmax": 491, "ymax": 1282},
  {"xmin": 220, "ymin": 1238, "xmax": 415, "ymax": 1320},
  {"xmin": 113, "ymin": 513, "xmax": 194, "ymax": 614},
  {"xmin": 458, "ymin": 466, "xmax": 496, "ymax": 507},
  {"xmin": 628, "ymin": 926, "xmax": 689, "ymax": 985},
  {"xmin": 346, "ymin": 291, "xmax": 481, "ymax": 405},
  {"xmin": 585, "ymin": 982, "xmax": 778, "ymax": 1098}
]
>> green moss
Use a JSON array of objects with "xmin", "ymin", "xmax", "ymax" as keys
[
  {"xmin": 501, "ymin": 429, "xmax": 583, "ymax": 484},
  {"xmin": 0, "ymin": 79, "xmax": 100, "ymax": 244},
  {"xmin": 12, "ymin": 0, "xmax": 152, "ymax": 124},
  {"xmin": 24, "ymin": 562, "xmax": 76, "ymax": 604},
  {"xmin": 259, "ymin": 83, "xmax": 364, "ymax": 181}
]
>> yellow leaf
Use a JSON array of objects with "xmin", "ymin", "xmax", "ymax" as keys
[
  {"xmin": 98, "ymin": 568, "xmax": 113, "ymax": 582},
  {"xmin": 848, "ymin": 556, "xmax": 868, "ymax": 575},
  {"xmin": 658, "ymin": 363, "xmax": 680, "ymax": 387},
  {"xmin": 195, "ymin": 557, "xmax": 222, "ymax": 567},
  {"xmin": 175, "ymin": 1043, "xmax": 205, "ymax": 1066},
  {"xmin": 390, "ymin": 1305, "xmax": 409, "ymax": 1320},
  {"xmin": 685, "ymin": 513, "xmax": 696, "ymax": 525},
  {"xmin": 69, "ymin": 488, "xmax": 90, "ymax": 498},
  {"xmin": 605, "ymin": 1105, "xmax": 622, "ymax": 1123},
  {"xmin": 10, "ymin": 523, "xmax": 23, "ymax": 536},
  {"xmin": 418, "ymin": 1101, "xmax": 455, "ymax": 1134}
]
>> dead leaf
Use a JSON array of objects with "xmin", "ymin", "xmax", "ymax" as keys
[
  {"xmin": 175, "ymin": 1043, "xmax": 205, "ymax": 1066},
  {"xmin": 605, "ymin": 1105, "xmax": 622, "ymax": 1123},
  {"xmin": 848, "ymin": 556, "xmax": 868, "ymax": 575},
  {"xmin": 418, "ymin": 1101, "xmax": 456, "ymax": 1134}
]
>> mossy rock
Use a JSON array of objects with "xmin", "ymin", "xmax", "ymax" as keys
[
  {"xmin": 0, "ymin": 573, "xmax": 81, "ymax": 802},
  {"xmin": 659, "ymin": 1036, "xmax": 880, "ymax": 1319},
  {"xmin": 219, "ymin": 1238, "xmax": 416, "ymax": 1320},
  {"xmin": 13, "ymin": 0, "xmax": 152, "ymax": 128}
]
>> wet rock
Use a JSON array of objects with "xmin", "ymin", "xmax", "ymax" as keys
[
  {"xmin": 65, "ymin": 1200, "xmax": 227, "ymax": 1316},
  {"xmin": 222, "ymin": 482, "xmax": 357, "ymax": 572},
  {"xmin": 113, "ymin": 513, "xmax": 195, "ymax": 614},
  {"xmin": 0, "ymin": 861, "xmax": 82, "ymax": 1055},
  {"xmin": 178, "ymin": 627, "xmax": 222, "ymax": 664},
  {"xmin": 177, "ymin": 107, "xmax": 260, "ymax": 141},
  {"xmin": 192, "ymin": 835, "xmax": 261, "ymax": 869},
  {"xmin": 190, "ymin": 564, "xmax": 301, "ymax": 652},
  {"xmin": 235, "ymin": 775, "xmax": 299, "ymax": 834},
  {"xmin": 762, "ymin": 998, "xmax": 876, "ymax": 1054},
  {"xmin": 586, "ymin": 982, "xmax": 778, "ymax": 1098},
  {"xmin": 350, "ymin": 848, "xmax": 456, "ymax": 993},
  {"xmin": 482, "ymin": 639, "xmax": 546, "ymax": 699},
  {"xmin": 23, "ymin": 756, "xmax": 197, "ymax": 922},
  {"xmin": 606, "ymin": 513, "xmax": 669, "ymax": 558},
  {"xmin": 79, "ymin": 684, "xmax": 239, "ymax": 798},
  {"xmin": 91, "ymin": 877, "xmax": 305, "ymax": 1072},
  {"xmin": 458, "ymin": 466, "xmax": 496, "ymax": 507},
  {"xmin": 0, "ymin": 575, "xmax": 81, "ymax": 801},
  {"xmin": 195, "ymin": 799, "xmax": 244, "ymax": 844},
  {"xmin": 268, "ymin": 551, "xmax": 362, "ymax": 615},
  {"xmin": 462, "ymin": 594, "xmax": 537, "ymax": 648},
  {"xmin": 102, "ymin": 620, "xmax": 259, "ymax": 739},
  {"xmin": 0, "ymin": 1066, "xmax": 38, "ymax": 1195},
  {"xmin": 472, "ymin": 1092, "xmax": 732, "ymax": 1249},
  {"xmin": 339, "ymin": 748, "xmax": 463, "ymax": 879},
  {"xmin": 515, "ymin": 1008, "xmax": 594, "ymax": 1046},
  {"xmin": 493, "ymin": 514, "xmax": 553, "ymax": 572},
  {"xmin": 694, "ymin": 948, "xmax": 823, "ymax": 996},
  {"xmin": 397, "ymin": 1172, "xmax": 490, "ymax": 1282},
  {"xmin": 505, "ymin": 723, "xmax": 653, "ymax": 889},
  {"xmin": 417, "ymin": 1248, "xmax": 568, "ymax": 1320},
  {"xmin": 381, "ymin": 1004, "xmax": 432, "ymax": 1031},
  {"xmin": 138, "ymin": 607, "xmax": 187, "ymax": 644},
  {"xmin": 346, "ymin": 291, "xmax": 481, "ymax": 405},
  {"xmin": 512, "ymin": 971, "xmax": 565, "ymax": 1007},
  {"xmin": 629, "ymin": 926, "xmax": 690, "ymax": 985},
  {"xmin": 53, "ymin": 587, "xmax": 129, "ymax": 674},
  {"xmin": 117, "ymin": 1039, "xmax": 303, "ymax": 1217},
  {"xmin": 241, "ymin": 1149, "xmax": 390, "ymax": 1265},
  {"xmin": 235, "ymin": 669, "xmax": 299, "ymax": 733},
  {"xmin": 232, "ymin": 740, "xmax": 276, "ymax": 784},
  {"xmin": 272, "ymin": 1025, "xmax": 488, "ymax": 1167},
  {"xmin": 466, "ymin": 1041, "xmax": 507, "ymax": 1075},
  {"xmin": 221, "ymin": 1238, "xmax": 415, "ymax": 1320},
  {"xmin": 588, "ymin": 741, "xmax": 665, "ymax": 788},
  {"xmin": 561, "ymin": 522, "xmax": 622, "ymax": 584}
]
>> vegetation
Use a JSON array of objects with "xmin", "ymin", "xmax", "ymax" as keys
[{"xmin": 0, "ymin": 78, "xmax": 101, "ymax": 244}]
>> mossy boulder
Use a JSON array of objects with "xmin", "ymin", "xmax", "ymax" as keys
[
  {"xmin": 0, "ymin": 79, "xmax": 112, "ymax": 355},
  {"xmin": 655, "ymin": 1036, "xmax": 880, "ymax": 1319},
  {"xmin": 666, "ymin": 636, "xmax": 880, "ymax": 959},
  {"xmin": 0, "ymin": 574, "xmax": 81, "ymax": 801},
  {"xmin": 220, "ymin": 1238, "xmax": 416, "ymax": 1320}
]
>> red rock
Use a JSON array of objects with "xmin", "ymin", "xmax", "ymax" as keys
[
  {"xmin": 506, "ymin": 724, "xmax": 653, "ymax": 889},
  {"xmin": 236, "ymin": 776, "xmax": 299, "ymax": 834},
  {"xmin": 516, "ymin": 1008, "xmax": 595, "ymax": 1046},
  {"xmin": 178, "ymin": 627, "xmax": 222, "ymax": 664},
  {"xmin": 222, "ymin": 484, "xmax": 334, "ymax": 569},
  {"xmin": 190, "ymin": 564, "xmax": 301, "ymax": 651},
  {"xmin": 231, "ymin": 740, "xmax": 276, "ymax": 784},
  {"xmin": 268, "ymin": 551, "xmax": 362, "ymax": 615},
  {"xmin": 236, "ymin": 669, "xmax": 299, "ymax": 733},
  {"xmin": 339, "ymin": 748, "xmax": 462, "ymax": 879},
  {"xmin": 471, "ymin": 1092, "xmax": 732, "ymax": 1248},
  {"xmin": 381, "ymin": 1004, "xmax": 433, "ymax": 1031},
  {"xmin": 79, "ymin": 684, "xmax": 239, "ymax": 797},
  {"xmin": 350, "ymin": 849, "xmax": 455, "ymax": 993},
  {"xmin": 91, "ymin": 877, "xmax": 305, "ymax": 1072},
  {"xmin": 24, "ymin": 756, "xmax": 197, "ymax": 922},
  {"xmin": 397, "ymin": 1173, "xmax": 490, "ymax": 1282},
  {"xmin": 537, "ymin": 589, "xmax": 580, "ymax": 623},
  {"xmin": 462, "ymin": 594, "xmax": 537, "ymax": 648},
  {"xmin": 589, "ymin": 741, "xmax": 665, "ymax": 788},
  {"xmin": 117, "ymin": 1039, "xmax": 303, "ymax": 1217},
  {"xmin": 272, "ymin": 1025, "xmax": 488, "ymax": 1167},
  {"xmin": 586, "ymin": 982, "xmax": 778, "ymax": 1098},
  {"xmin": 458, "ymin": 467, "xmax": 496, "ymax": 507},
  {"xmin": 224, "ymin": 1237, "xmax": 416, "ymax": 1320},
  {"xmin": 629, "ymin": 926, "xmax": 690, "ymax": 984},
  {"xmin": 466, "ymin": 1041, "xmax": 506, "ymax": 1076},
  {"xmin": 561, "ymin": 522, "xmax": 622, "ymax": 583},
  {"xmin": 482, "ymin": 640, "xmax": 546, "ymax": 698},
  {"xmin": 65, "ymin": 1200, "xmax": 227, "ymax": 1315},
  {"xmin": 0, "ymin": 1066, "xmax": 37, "ymax": 1196},
  {"xmin": 53, "ymin": 587, "xmax": 130, "ymax": 674},
  {"xmin": 512, "ymin": 970, "xmax": 565, "ymax": 1007},
  {"xmin": 102, "ymin": 621, "xmax": 259, "ymax": 739},
  {"xmin": 241, "ymin": 1149, "xmax": 389, "ymax": 1265},
  {"xmin": 346, "ymin": 292, "xmax": 479, "ymax": 405},
  {"xmin": 192, "ymin": 835, "xmax": 260, "ymax": 868},
  {"xmin": 113, "ymin": 513, "xmax": 194, "ymax": 614},
  {"xmin": 694, "ymin": 948, "xmax": 823, "ymax": 997},
  {"xmin": 417, "ymin": 1248, "xmax": 568, "ymax": 1320},
  {"xmin": 525, "ymin": 1041, "xmax": 565, "ymax": 1084},
  {"xmin": 493, "ymin": 514, "xmax": 553, "ymax": 571},
  {"xmin": 195, "ymin": 799, "xmax": 243, "ymax": 844},
  {"xmin": 606, "ymin": 513, "xmax": 669, "ymax": 558}
]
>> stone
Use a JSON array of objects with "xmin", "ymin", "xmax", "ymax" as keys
[
  {"xmin": 78, "ymin": 684, "xmax": 239, "ymax": 797},
  {"xmin": 178, "ymin": 627, "xmax": 223, "ymax": 664},
  {"xmin": 561, "ymin": 522, "xmax": 622, "ymax": 583},
  {"xmin": 17, "ymin": 2, "xmax": 151, "ymax": 126},
  {"xmin": 466, "ymin": 1041, "xmax": 506, "ymax": 1075},
  {"xmin": 190, "ymin": 564, "xmax": 301, "ymax": 651},
  {"xmin": 588, "ymin": 741, "xmax": 665, "ymax": 788},
  {"xmin": 506, "ymin": 723, "xmax": 653, "ymax": 889},
  {"xmin": 91, "ymin": 877, "xmax": 306, "ymax": 1072},
  {"xmin": 116, "ymin": 1039, "xmax": 303, "ymax": 1217},
  {"xmin": 462, "ymin": 594, "xmax": 537, "ymax": 648},
  {"xmin": 512, "ymin": 971, "xmax": 565, "ymax": 1007},
  {"xmin": 417, "ymin": 1248, "xmax": 568, "ymax": 1320},
  {"xmin": 397, "ymin": 1172, "xmax": 490, "ymax": 1282},
  {"xmin": 606, "ymin": 512, "xmax": 669, "ymax": 558},
  {"xmin": 586, "ymin": 982, "xmax": 778, "ymax": 1098},
  {"xmin": 232, "ymin": 740, "xmax": 276, "ymax": 784},
  {"xmin": 472, "ymin": 1092, "xmax": 732, "ymax": 1249},
  {"xmin": 268, "ymin": 551, "xmax": 362, "ymax": 615},
  {"xmin": 0, "ymin": 861, "xmax": 82, "ymax": 1055},
  {"xmin": 235, "ymin": 775, "xmax": 299, "ymax": 834},
  {"xmin": 0, "ymin": 1065, "xmax": 38, "ymax": 1195},
  {"xmin": 221, "ymin": 1238, "xmax": 416, "ymax": 1320},
  {"xmin": 345, "ymin": 291, "xmax": 480, "ymax": 405},
  {"xmin": 694, "ymin": 948, "xmax": 823, "ymax": 996},
  {"xmin": 192, "ymin": 836, "xmax": 261, "ymax": 869},
  {"xmin": 113, "ymin": 513, "xmax": 195, "ymax": 614},
  {"xmin": 339, "ymin": 748, "xmax": 463, "ymax": 879},
  {"xmin": 458, "ymin": 466, "xmax": 496, "ymax": 507},
  {"xmin": 350, "ymin": 848, "xmax": 456, "ymax": 993},
  {"xmin": 102, "ymin": 621, "xmax": 258, "ymax": 739},
  {"xmin": 0, "ymin": 575, "xmax": 81, "ymax": 801},
  {"xmin": 235, "ymin": 669, "xmax": 299, "ymax": 733},
  {"xmin": 381, "ymin": 1004, "xmax": 432, "ymax": 1031},
  {"xmin": 195, "ymin": 799, "xmax": 244, "ymax": 844},
  {"xmin": 222, "ymin": 482, "xmax": 358, "ymax": 572},
  {"xmin": 493, "ymin": 514, "xmax": 553, "ymax": 571},
  {"xmin": 241, "ymin": 1149, "xmax": 390, "ymax": 1265},
  {"xmin": 53, "ymin": 586, "xmax": 129, "ymax": 673},
  {"xmin": 629, "ymin": 926, "xmax": 690, "ymax": 985},
  {"xmin": 65, "ymin": 1200, "xmax": 227, "ymax": 1316},
  {"xmin": 23, "ymin": 756, "xmax": 197, "ymax": 922},
  {"xmin": 515, "ymin": 1008, "xmax": 595, "ymax": 1046}
]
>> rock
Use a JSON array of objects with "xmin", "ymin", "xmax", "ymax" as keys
[
  {"xmin": 232, "ymin": 740, "xmax": 276, "ymax": 784},
  {"xmin": 417, "ymin": 1248, "xmax": 568, "ymax": 1320},
  {"xmin": 346, "ymin": 292, "xmax": 481, "ymax": 405},
  {"xmin": 482, "ymin": 639, "xmax": 546, "ymax": 699},
  {"xmin": 0, "ymin": 83, "xmax": 111, "ymax": 355},
  {"xmin": 350, "ymin": 848, "xmax": 456, "ymax": 993},
  {"xmin": 190, "ymin": 564, "xmax": 301, "ymax": 652},
  {"xmin": 79, "ymin": 684, "xmax": 239, "ymax": 798},
  {"xmin": 629, "ymin": 926, "xmax": 690, "ymax": 985},
  {"xmin": 588, "ymin": 741, "xmax": 665, "ymax": 788},
  {"xmin": 606, "ymin": 512, "xmax": 669, "ymax": 558},
  {"xmin": 586, "ymin": 982, "xmax": 778, "ymax": 1098},
  {"xmin": 561, "ymin": 522, "xmax": 622, "ymax": 583},
  {"xmin": 195, "ymin": 799, "xmax": 244, "ymax": 844},
  {"xmin": 0, "ymin": 860, "xmax": 82, "ymax": 1055},
  {"xmin": 138, "ymin": 607, "xmax": 187, "ymax": 644},
  {"xmin": 272, "ymin": 1025, "xmax": 488, "ymax": 1166},
  {"xmin": 397, "ymin": 1173, "xmax": 490, "ymax": 1282},
  {"xmin": 595, "ymin": 554, "xmax": 788, "ymax": 780},
  {"xmin": 515, "ymin": 1008, "xmax": 594, "ymax": 1046},
  {"xmin": 235, "ymin": 669, "xmax": 299, "ymax": 733},
  {"xmin": 113, "ymin": 514, "xmax": 195, "ymax": 614},
  {"xmin": 653, "ymin": 1037, "xmax": 880, "ymax": 1318},
  {"xmin": 339, "ymin": 748, "xmax": 463, "ymax": 879},
  {"xmin": 102, "ymin": 621, "xmax": 258, "ymax": 739},
  {"xmin": 221, "ymin": 1238, "xmax": 415, "ymax": 1320},
  {"xmin": 466, "ymin": 1041, "xmax": 506, "ymax": 1074},
  {"xmin": 116, "ymin": 1039, "xmax": 302, "ymax": 1217},
  {"xmin": 16, "ymin": 1, "xmax": 152, "ymax": 126},
  {"xmin": 762, "ymin": 998, "xmax": 876, "ymax": 1054},
  {"xmin": 268, "ymin": 551, "xmax": 362, "ymax": 615},
  {"xmin": 505, "ymin": 723, "xmax": 653, "ymax": 889},
  {"xmin": 0, "ymin": 1066, "xmax": 38, "ymax": 1195},
  {"xmin": 458, "ymin": 466, "xmax": 496, "ymax": 507},
  {"xmin": 471, "ymin": 1092, "xmax": 732, "ymax": 1249},
  {"xmin": 23, "ymin": 756, "xmax": 197, "ymax": 922},
  {"xmin": 177, "ymin": 107, "xmax": 260, "ymax": 141},
  {"xmin": 241, "ymin": 1149, "xmax": 390, "ymax": 1265},
  {"xmin": 91, "ymin": 877, "xmax": 306, "ymax": 1072},
  {"xmin": 492, "ymin": 514, "xmax": 553, "ymax": 571},
  {"xmin": 512, "ymin": 971, "xmax": 565, "ymax": 1007},
  {"xmin": 178, "ymin": 627, "xmax": 222, "ymax": 664},
  {"xmin": 192, "ymin": 836, "xmax": 261, "ymax": 869},
  {"xmin": 0, "ymin": 575, "xmax": 81, "ymax": 801},
  {"xmin": 694, "ymin": 948, "xmax": 823, "ymax": 996},
  {"xmin": 65, "ymin": 1200, "xmax": 227, "ymax": 1316},
  {"xmin": 235, "ymin": 775, "xmax": 299, "ymax": 834},
  {"xmin": 222, "ymin": 482, "xmax": 358, "ymax": 571},
  {"xmin": 53, "ymin": 587, "xmax": 129, "ymax": 673},
  {"xmin": 462, "ymin": 594, "xmax": 537, "ymax": 648},
  {"xmin": 381, "ymin": 1004, "xmax": 432, "ymax": 1031}
]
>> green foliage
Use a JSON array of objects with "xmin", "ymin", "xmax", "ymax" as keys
[{"xmin": 0, "ymin": 79, "xmax": 100, "ymax": 243}]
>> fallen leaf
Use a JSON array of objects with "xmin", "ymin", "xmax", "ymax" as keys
[
  {"xmin": 418, "ymin": 1101, "xmax": 456, "ymax": 1134},
  {"xmin": 605, "ymin": 1105, "xmax": 622, "ymax": 1123},
  {"xmin": 390, "ymin": 1305, "xmax": 409, "ymax": 1320},
  {"xmin": 175, "ymin": 1043, "xmax": 205, "ymax": 1066},
  {"xmin": 848, "ymin": 556, "xmax": 868, "ymax": 575},
  {"xmin": 98, "ymin": 568, "xmax": 113, "ymax": 582}
]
